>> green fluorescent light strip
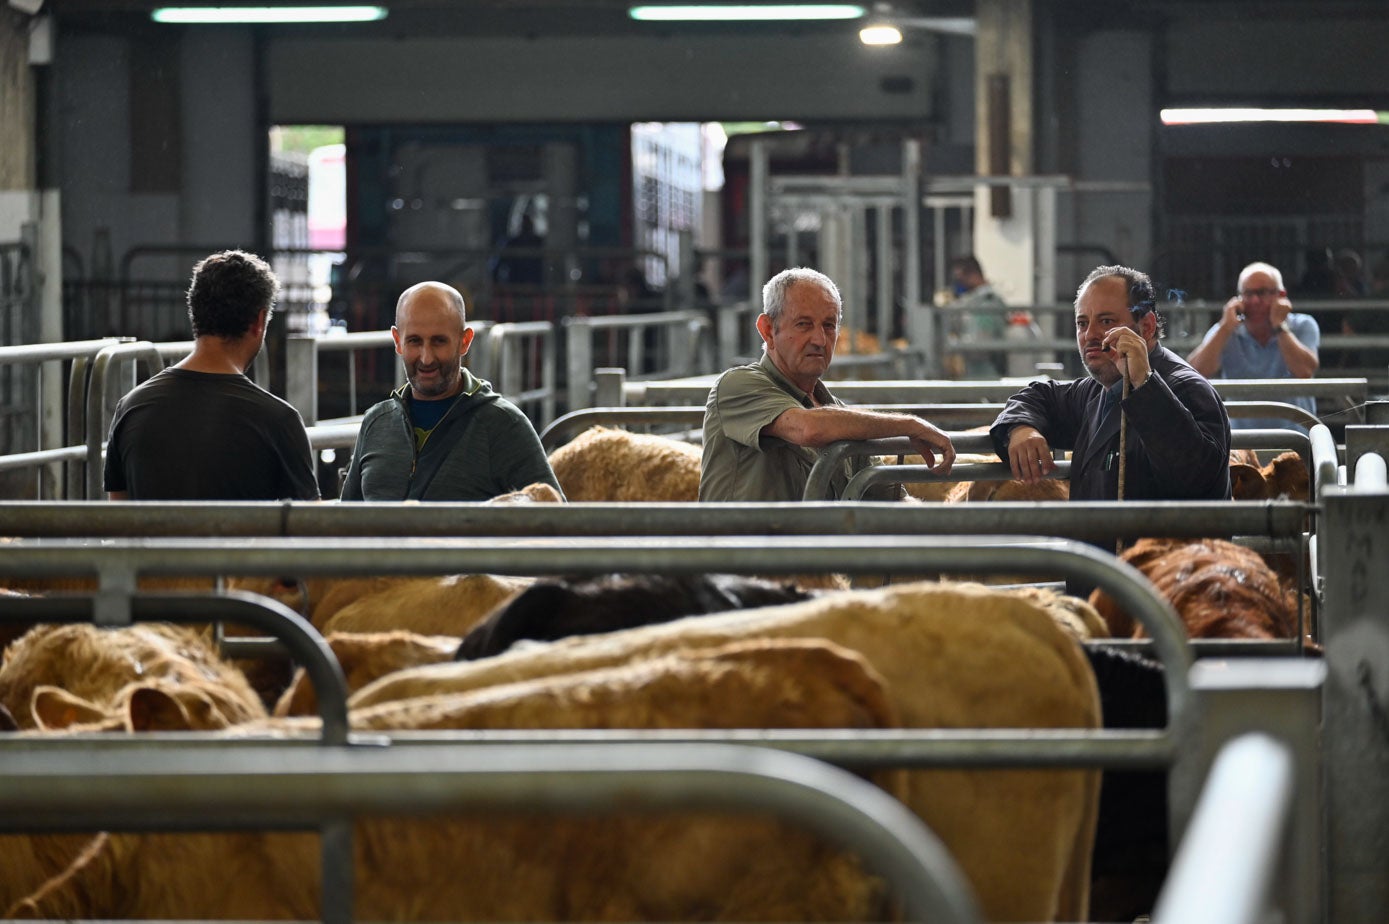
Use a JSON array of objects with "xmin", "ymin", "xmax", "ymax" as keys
[
  {"xmin": 152, "ymin": 6, "xmax": 387, "ymax": 23},
  {"xmin": 630, "ymin": 4, "xmax": 865, "ymax": 22}
]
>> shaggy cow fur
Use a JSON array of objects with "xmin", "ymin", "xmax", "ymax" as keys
[
  {"xmin": 547, "ymin": 426, "xmax": 701, "ymax": 502},
  {"xmin": 1089, "ymin": 538, "xmax": 1300, "ymax": 639},
  {"xmin": 13, "ymin": 641, "xmax": 903, "ymax": 923},
  {"xmin": 352, "ymin": 581, "xmax": 1103, "ymax": 923}
]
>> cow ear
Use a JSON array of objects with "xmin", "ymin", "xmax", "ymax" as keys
[
  {"xmin": 125, "ymin": 685, "xmax": 198, "ymax": 731},
  {"xmin": 31, "ymin": 686, "xmax": 105, "ymax": 730}
]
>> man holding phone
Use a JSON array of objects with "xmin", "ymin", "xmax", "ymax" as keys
[
  {"xmin": 1187, "ymin": 261, "xmax": 1320, "ymax": 430},
  {"xmin": 990, "ymin": 264, "xmax": 1230, "ymax": 502}
]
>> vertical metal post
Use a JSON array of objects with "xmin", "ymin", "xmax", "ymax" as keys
[
  {"xmin": 903, "ymin": 140, "xmax": 931, "ymax": 374},
  {"xmin": 1344, "ymin": 425, "xmax": 1389, "ymax": 484},
  {"xmin": 1321, "ymin": 488, "xmax": 1389, "ymax": 923},
  {"xmin": 592, "ymin": 367, "xmax": 626, "ymax": 408},
  {"xmin": 1176, "ymin": 660, "xmax": 1325, "ymax": 924},
  {"xmin": 564, "ymin": 316, "xmax": 593, "ymax": 411},
  {"xmin": 875, "ymin": 205, "xmax": 893, "ymax": 342},
  {"xmin": 65, "ymin": 355, "xmax": 88, "ymax": 499},
  {"xmin": 750, "ymin": 140, "xmax": 769, "ymax": 305},
  {"xmin": 320, "ymin": 818, "xmax": 354, "ymax": 924},
  {"xmin": 677, "ymin": 229, "xmax": 696, "ymax": 308},
  {"xmin": 285, "ymin": 335, "xmax": 318, "ymax": 426}
]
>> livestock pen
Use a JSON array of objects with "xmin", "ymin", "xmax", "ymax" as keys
[{"xmin": 0, "ymin": 499, "xmax": 1330, "ymax": 922}]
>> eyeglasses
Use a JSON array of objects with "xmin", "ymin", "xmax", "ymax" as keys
[{"xmin": 1240, "ymin": 287, "xmax": 1279, "ymax": 299}]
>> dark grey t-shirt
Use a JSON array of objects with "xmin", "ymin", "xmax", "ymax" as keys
[{"xmin": 104, "ymin": 368, "xmax": 320, "ymax": 500}]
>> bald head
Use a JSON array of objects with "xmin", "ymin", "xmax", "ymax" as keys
[
  {"xmin": 396, "ymin": 281, "xmax": 466, "ymax": 328},
  {"xmin": 391, "ymin": 281, "xmax": 474, "ymax": 400}
]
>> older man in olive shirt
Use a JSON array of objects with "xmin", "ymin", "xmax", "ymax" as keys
[{"xmin": 700, "ymin": 267, "xmax": 955, "ymax": 502}]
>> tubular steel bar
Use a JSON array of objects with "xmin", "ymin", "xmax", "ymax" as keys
[
  {"xmin": 1152, "ymin": 733, "xmax": 1294, "ymax": 924},
  {"xmin": 0, "ymin": 741, "xmax": 984, "ymax": 924},
  {"xmin": 1310, "ymin": 423, "xmax": 1339, "ymax": 496},
  {"xmin": 84, "ymin": 340, "xmax": 166, "ymax": 499},
  {"xmin": 538, "ymin": 400, "xmax": 1320, "ymax": 453},
  {"xmin": 0, "ymin": 592, "xmax": 350, "ymax": 746},
  {"xmin": 0, "ymin": 339, "xmax": 127, "ymax": 364},
  {"xmin": 0, "ymin": 534, "xmax": 1194, "ymax": 728},
  {"xmin": 805, "ymin": 430, "xmax": 1313, "ymax": 501},
  {"xmin": 0, "ymin": 500, "xmax": 1309, "ymax": 543},
  {"xmin": 625, "ymin": 377, "xmax": 1369, "ymax": 407},
  {"xmin": 843, "ymin": 463, "xmax": 1071, "ymax": 500}
]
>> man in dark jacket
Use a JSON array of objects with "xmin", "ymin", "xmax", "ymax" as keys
[
  {"xmin": 340, "ymin": 281, "xmax": 562, "ymax": 501},
  {"xmin": 990, "ymin": 264, "xmax": 1230, "ymax": 503}
]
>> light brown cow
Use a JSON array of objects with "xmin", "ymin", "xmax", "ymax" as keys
[
  {"xmin": 0, "ymin": 624, "xmax": 270, "ymax": 912},
  {"xmin": 320, "ymin": 574, "xmax": 533, "ymax": 637},
  {"xmin": 13, "ymin": 640, "xmax": 904, "ymax": 922},
  {"xmin": 548, "ymin": 426, "xmax": 701, "ymax": 502},
  {"xmin": 349, "ymin": 581, "xmax": 1102, "ymax": 923},
  {"xmin": 274, "ymin": 630, "xmax": 460, "ymax": 717},
  {"xmin": 0, "ymin": 623, "xmax": 267, "ymax": 732}
]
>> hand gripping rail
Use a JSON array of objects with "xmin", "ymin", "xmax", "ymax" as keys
[
  {"xmin": 0, "ymin": 741, "xmax": 982, "ymax": 924},
  {"xmin": 806, "ymin": 429, "xmax": 1315, "ymax": 501},
  {"xmin": 538, "ymin": 402, "xmax": 1322, "ymax": 454}
]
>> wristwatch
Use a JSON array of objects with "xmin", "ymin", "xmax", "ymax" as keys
[{"xmin": 1275, "ymin": 322, "xmax": 1291, "ymax": 335}]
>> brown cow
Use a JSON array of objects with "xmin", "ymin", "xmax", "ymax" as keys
[
  {"xmin": 0, "ymin": 623, "xmax": 266, "ymax": 732},
  {"xmin": 14, "ymin": 640, "xmax": 904, "ymax": 923},
  {"xmin": 350, "ymin": 581, "xmax": 1102, "ymax": 923},
  {"xmin": 1089, "ymin": 537, "xmax": 1301, "ymax": 639},
  {"xmin": 548, "ymin": 426, "xmax": 701, "ymax": 502},
  {"xmin": 274, "ymin": 630, "xmax": 460, "ymax": 717}
]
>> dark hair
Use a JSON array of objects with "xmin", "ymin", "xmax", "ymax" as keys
[
  {"xmin": 186, "ymin": 250, "xmax": 280, "ymax": 339},
  {"xmin": 950, "ymin": 255, "xmax": 984, "ymax": 277},
  {"xmin": 1076, "ymin": 264, "xmax": 1165, "ymax": 338}
]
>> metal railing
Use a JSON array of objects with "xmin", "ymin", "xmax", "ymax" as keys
[
  {"xmin": 485, "ymin": 321, "xmax": 557, "ymax": 425},
  {"xmin": 0, "ymin": 339, "xmax": 125, "ymax": 496},
  {"xmin": 1152, "ymin": 733, "xmax": 1296, "ymax": 924},
  {"xmin": 285, "ymin": 330, "xmax": 410, "ymax": 426},
  {"xmin": 0, "ymin": 738, "xmax": 981, "ymax": 924},
  {"xmin": 537, "ymin": 400, "xmax": 1325, "ymax": 452},
  {"xmin": 804, "ymin": 429, "xmax": 1313, "ymax": 502},
  {"xmin": 564, "ymin": 310, "xmax": 714, "ymax": 411},
  {"xmin": 623, "ymin": 376, "xmax": 1370, "ymax": 408}
]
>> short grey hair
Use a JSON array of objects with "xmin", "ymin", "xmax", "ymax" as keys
[
  {"xmin": 761, "ymin": 267, "xmax": 842, "ymax": 324},
  {"xmin": 1238, "ymin": 261, "xmax": 1285, "ymax": 293}
]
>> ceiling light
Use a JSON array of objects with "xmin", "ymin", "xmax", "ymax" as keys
[
  {"xmin": 151, "ymin": 6, "xmax": 387, "ymax": 24},
  {"xmin": 629, "ymin": 5, "xmax": 865, "ymax": 22},
  {"xmin": 859, "ymin": 23, "xmax": 901, "ymax": 44},
  {"xmin": 1161, "ymin": 108, "xmax": 1384, "ymax": 125}
]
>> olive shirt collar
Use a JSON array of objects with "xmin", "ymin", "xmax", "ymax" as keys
[{"xmin": 757, "ymin": 351, "xmax": 838, "ymax": 409}]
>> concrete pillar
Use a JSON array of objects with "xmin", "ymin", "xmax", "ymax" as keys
[
  {"xmin": 973, "ymin": 0, "xmax": 1038, "ymax": 306},
  {"xmin": 543, "ymin": 142, "xmax": 578, "ymax": 289},
  {"xmin": 0, "ymin": 9, "xmax": 36, "ymax": 235}
]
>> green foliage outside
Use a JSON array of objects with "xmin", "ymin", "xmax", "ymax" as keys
[{"xmin": 270, "ymin": 125, "xmax": 345, "ymax": 155}]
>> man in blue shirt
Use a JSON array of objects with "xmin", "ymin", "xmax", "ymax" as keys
[{"xmin": 1187, "ymin": 261, "xmax": 1320, "ymax": 431}]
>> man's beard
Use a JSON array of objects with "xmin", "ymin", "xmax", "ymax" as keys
[{"xmin": 410, "ymin": 363, "xmax": 458, "ymax": 398}]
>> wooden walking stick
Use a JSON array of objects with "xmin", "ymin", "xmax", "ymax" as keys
[{"xmin": 1116, "ymin": 370, "xmax": 1130, "ymax": 556}]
